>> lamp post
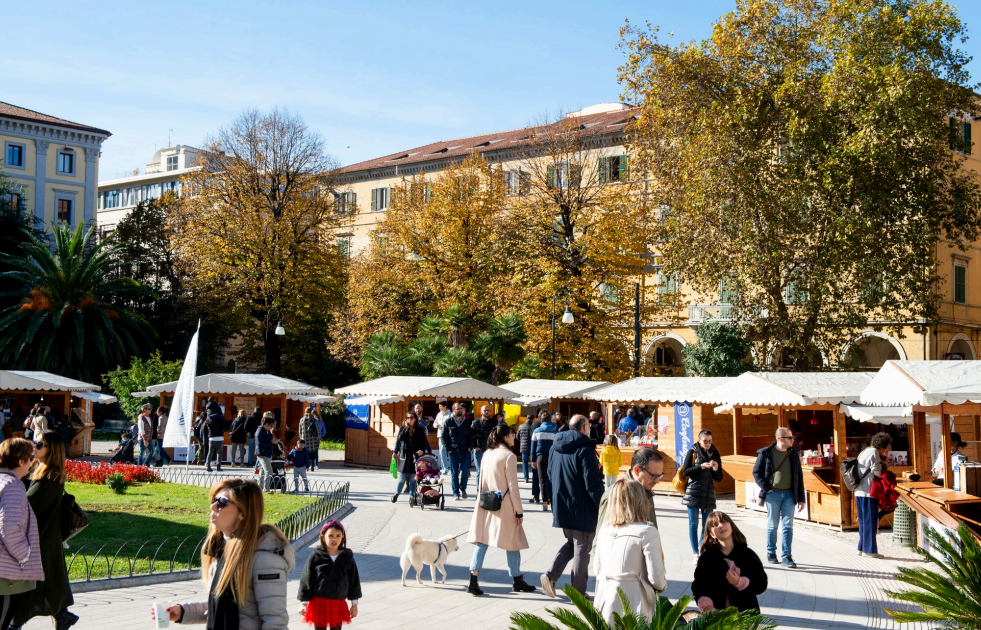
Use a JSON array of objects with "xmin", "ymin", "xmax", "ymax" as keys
[
  {"xmin": 264, "ymin": 306, "xmax": 287, "ymax": 374},
  {"xmin": 551, "ymin": 292, "xmax": 574, "ymax": 379}
]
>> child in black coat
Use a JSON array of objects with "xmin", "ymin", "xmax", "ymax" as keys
[
  {"xmin": 691, "ymin": 511, "xmax": 768, "ymax": 612},
  {"xmin": 298, "ymin": 521, "xmax": 361, "ymax": 630}
]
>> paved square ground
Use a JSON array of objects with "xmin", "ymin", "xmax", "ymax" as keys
[{"xmin": 40, "ymin": 451, "xmax": 930, "ymax": 629}]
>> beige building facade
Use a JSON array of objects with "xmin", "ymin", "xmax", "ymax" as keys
[{"xmin": 337, "ymin": 103, "xmax": 981, "ymax": 373}]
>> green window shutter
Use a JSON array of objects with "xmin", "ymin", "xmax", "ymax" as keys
[
  {"xmin": 547, "ymin": 165, "xmax": 555, "ymax": 189},
  {"xmin": 598, "ymin": 158, "xmax": 606, "ymax": 185},
  {"xmin": 965, "ymin": 122, "xmax": 973, "ymax": 155},
  {"xmin": 955, "ymin": 266, "xmax": 967, "ymax": 303},
  {"xmin": 371, "ymin": 188, "xmax": 378, "ymax": 212},
  {"xmin": 351, "ymin": 192, "xmax": 357, "ymax": 210},
  {"xmin": 619, "ymin": 155, "xmax": 628, "ymax": 180}
]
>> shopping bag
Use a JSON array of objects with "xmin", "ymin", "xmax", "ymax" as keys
[{"xmin": 390, "ymin": 457, "xmax": 398, "ymax": 478}]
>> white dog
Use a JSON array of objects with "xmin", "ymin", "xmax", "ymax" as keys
[{"xmin": 400, "ymin": 532, "xmax": 460, "ymax": 586}]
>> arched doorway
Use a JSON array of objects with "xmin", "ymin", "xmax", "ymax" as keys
[
  {"xmin": 643, "ymin": 333, "xmax": 687, "ymax": 376},
  {"xmin": 947, "ymin": 334, "xmax": 977, "ymax": 360},
  {"xmin": 842, "ymin": 332, "xmax": 906, "ymax": 371},
  {"xmin": 767, "ymin": 341, "xmax": 829, "ymax": 371}
]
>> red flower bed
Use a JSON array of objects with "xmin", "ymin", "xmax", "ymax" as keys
[{"xmin": 66, "ymin": 460, "xmax": 161, "ymax": 485}]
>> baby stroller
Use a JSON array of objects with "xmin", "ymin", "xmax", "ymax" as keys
[
  {"xmin": 255, "ymin": 441, "xmax": 289, "ymax": 492},
  {"xmin": 410, "ymin": 454, "xmax": 444, "ymax": 510}
]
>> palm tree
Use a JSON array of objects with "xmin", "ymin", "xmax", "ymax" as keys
[
  {"xmin": 0, "ymin": 223, "xmax": 155, "ymax": 382},
  {"xmin": 441, "ymin": 303, "xmax": 469, "ymax": 348},
  {"xmin": 476, "ymin": 312, "xmax": 527, "ymax": 384},
  {"xmin": 359, "ymin": 330, "xmax": 408, "ymax": 379},
  {"xmin": 884, "ymin": 522, "xmax": 981, "ymax": 628},
  {"xmin": 434, "ymin": 346, "xmax": 484, "ymax": 378},
  {"xmin": 510, "ymin": 584, "xmax": 776, "ymax": 630},
  {"xmin": 406, "ymin": 334, "xmax": 447, "ymax": 376}
]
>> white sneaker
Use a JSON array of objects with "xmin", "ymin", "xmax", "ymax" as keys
[
  {"xmin": 540, "ymin": 574, "xmax": 556, "ymax": 598},
  {"xmin": 693, "ymin": 553, "xmax": 700, "ymax": 565},
  {"xmin": 857, "ymin": 550, "xmax": 864, "ymax": 556}
]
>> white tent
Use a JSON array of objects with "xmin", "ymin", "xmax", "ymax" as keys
[
  {"xmin": 839, "ymin": 404, "xmax": 940, "ymax": 425},
  {"xmin": 504, "ymin": 379, "xmax": 611, "ymax": 406},
  {"xmin": 73, "ymin": 391, "xmax": 118, "ymax": 404},
  {"xmin": 342, "ymin": 395, "xmax": 405, "ymax": 406},
  {"xmin": 0, "ymin": 371, "xmax": 101, "ymax": 392},
  {"xmin": 586, "ymin": 377, "xmax": 731, "ymax": 404},
  {"xmin": 860, "ymin": 360, "xmax": 981, "ymax": 407},
  {"xmin": 697, "ymin": 372, "xmax": 873, "ymax": 409},
  {"xmin": 335, "ymin": 376, "xmax": 519, "ymax": 401},
  {"xmin": 147, "ymin": 373, "xmax": 331, "ymax": 397}
]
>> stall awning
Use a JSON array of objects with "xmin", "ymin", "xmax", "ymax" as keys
[
  {"xmin": 0, "ymin": 371, "xmax": 100, "ymax": 393},
  {"xmin": 73, "ymin": 391, "xmax": 117, "ymax": 404},
  {"xmin": 839, "ymin": 404, "xmax": 941, "ymax": 425},
  {"xmin": 503, "ymin": 379, "xmax": 611, "ymax": 401},
  {"xmin": 131, "ymin": 391, "xmax": 153, "ymax": 398},
  {"xmin": 146, "ymin": 374, "xmax": 330, "ymax": 397},
  {"xmin": 586, "ymin": 377, "xmax": 731, "ymax": 404},
  {"xmin": 697, "ymin": 372, "xmax": 873, "ymax": 408},
  {"xmin": 861, "ymin": 360, "xmax": 981, "ymax": 407},
  {"xmin": 335, "ymin": 376, "xmax": 519, "ymax": 401},
  {"xmin": 288, "ymin": 394, "xmax": 336, "ymax": 403},
  {"xmin": 343, "ymin": 395, "xmax": 405, "ymax": 406}
]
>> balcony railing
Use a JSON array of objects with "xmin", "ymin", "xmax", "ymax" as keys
[{"xmin": 687, "ymin": 304, "xmax": 734, "ymax": 324}]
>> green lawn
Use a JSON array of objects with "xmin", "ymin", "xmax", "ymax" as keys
[
  {"xmin": 319, "ymin": 439, "xmax": 344, "ymax": 451},
  {"xmin": 66, "ymin": 482, "xmax": 316, "ymax": 581}
]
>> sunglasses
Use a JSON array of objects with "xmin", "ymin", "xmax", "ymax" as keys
[
  {"xmin": 212, "ymin": 496, "xmax": 230, "ymax": 511},
  {"xmin": 641, "ymin": 467, "xmax": 665, "ymax": 480},
  {"xmin": 33, "ymin": 441, "xmax": 46, "ymax": 449}
]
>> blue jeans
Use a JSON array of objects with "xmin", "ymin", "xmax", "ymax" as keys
[
  {"xmin": 153, "ymin": 439, "xmax": 171, "ymax": 465},
  {"xmin": 469, "ymin": 542, "xmax": 522, "ymax": 577},
  {"xmin": 521, "ymin": 453, "xmax": 530, "ymax": 481},
  {"xmin": 138, "ymin": 441, "xmax": 153, "ymax": 466},
  {"xmin": 448, "ymin": 452, "xmax": 470, "ymax": 497},
  {"xmin": 856, "ymin": 496, "xmax": 879, "ymax": 554},
  {"xmin": 765, "ymin": 490, "xmax": 796, "ymax": 559},
  {"xmin": 247, "ymin": 436, "xmax": 255, "ymax": 467},
  {"xmin": 396, "ymin": 473, "xmax": 417, "ymax": 498},
  {"xmin": 474, "ymin": 449, "xmax": 485, "ymax": 484},
  {"xmin": 531, "ymin": 465, "xmax": 540, "ymax": 500},
  {"xmin": 439, "ymin": 443, "xmax": 450, "ymax": 473},
  {"xmin": 687, "ymin": 507, "xmax": 713, "ymax": 553}
]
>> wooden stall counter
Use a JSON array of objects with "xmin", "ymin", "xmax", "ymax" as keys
[{"xmin": 896, "ymin": 481, "xmax": 981, "ymax": 537}]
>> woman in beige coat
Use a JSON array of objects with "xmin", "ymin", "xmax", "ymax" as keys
[
  {"xmin": 594, "ymin": 479, "xmax": 667, "ymax": 625},
  {"xmin": 466, "ymin": 423, "xmax": 536, "ymax": 596}
]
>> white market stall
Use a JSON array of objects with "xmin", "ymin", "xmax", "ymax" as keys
[
  {"xmin": 334, "ymin": 376, "xmax": 520, "ymax": 468},
  {"xmin": 501, "ymin": 379, "xmax": 611, "ymax": 425}
]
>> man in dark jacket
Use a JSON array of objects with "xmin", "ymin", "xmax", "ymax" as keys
[
  {"xmin": 255, "ymin": 417, "xmax": 280, "ymax": 492},
  {"xmin": 752, "ymin": 427, "xmax": 806, "ymax": 568},
  {"xmin": 443, "ymin": 403, "xmax": 474, "ymax": 500},
  {"xmin": 245, "ymin": 407, "xmax": 262, "ymax": 467},
  {"xmin": 471, "ymin": 405, "xmax": 498, "ymax": 485},
  {"xmin": 229, "ymin": 412, "xmax": 248, "ymax": 467},
  {"xmin": 204, "ymin": 407, "xmax": 226, "ymax": 472},
  {"xmin": 530, "ymin": 413, "xmax": 558, "ymax": 506},
  {"xmin": 588, "ymin": 410, "xmax": 606, "ymax": 445},
  {"xmin": 541, "ymin": 414, "xmax": 605, "ymax": 597},
  {"xmin": 516, "ymin": 415, "xmax": 534, "ymax": 482}
]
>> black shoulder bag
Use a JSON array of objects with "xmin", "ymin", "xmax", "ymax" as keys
[{"xmin": 478, "ymin": 488, "xmax": 510, "ymax": 512}]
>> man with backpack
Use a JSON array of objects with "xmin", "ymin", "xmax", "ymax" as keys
[{"xmin": 752, "ymin": 427, "xmax": 805, "ymax": 568}]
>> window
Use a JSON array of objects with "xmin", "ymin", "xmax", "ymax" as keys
[
  {"xmin": 370, "ymin": 187, "xmax": 389, "ymax": 211},
  {"xmin": 3, "ymin": 193, "xmax": 21, "ymax": 211},
  {"xmin": 785, "ymin": 279, "xmax": 807, "ymax": 304},
  {"xmin": 166, "ymin": 155, "xmax": 179, "ymax": 171},
  {"xmin": 548, "ymin": 163, "xmax": 569, "ymax": 189},
  {"xmin": 57, "ymin": 198, "xmax": 72, "ymax": 224},
  {"xmin": 334, "ymin": 191, "xmax": 357, "ymax": 213},
  {"xmin": 719, "ymin": 279, "xmax": 737, "ymax": 304},
  {"xmin": 951, "ymin": 117, "xmax": 973, "ymax": 155},
  {"xmin": 955, "ymin": 265, "xmax": 967, "ymax": 304},
  {"xmin": 102, "ymin": 190, "xmax": 121, "ymax": 209},
  {"xmin": 57, "ymin": 150, "xmax": 75, "ymax": 175},
  {"xmin": 337, "ymin": 236, "xmax": 351, "ymax": 258},
  {"xmin": 505, "ymin": 171, "xmax": 528, "ymax": 196},
  {"xmin": 657, "ymin": 270, "xmax": 677, "ymax": 294},
  {"xmin": 5, "ymin": 143, "xmax": 24, "ymax": 168},
  {"xmin": 598, "ymin": 155, "xmax": 627, "ymax": 184},
  {"xmin": 600, "ymin": 283, "xmax": 619, "ymax": 304}
]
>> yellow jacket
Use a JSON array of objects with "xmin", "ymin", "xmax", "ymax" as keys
[{"xmin": 600, "ymin": 445, "xmax": 621, "ymax": 476}]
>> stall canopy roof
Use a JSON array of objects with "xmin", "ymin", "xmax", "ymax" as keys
[
  {"xmin": 335, "ymin": 376, "xmax": 519, "ymax": 401},
  {"xmin": 839, "ymin": 404, "xmax": 940, "ymax": 425},
  {"xmin": 0, "ymin": 371, "xmax": 100, "ymax": 393},
  {"xmin": 146, "ymin": 374, "xmax": 330, "ymax": 396},
  {"xmin": 73, "ymin": 391, "xmax": 117, "ymax": 404},
  {"xmin": 861, "ymin": 360, "xmax": 981, "ymax": 407},
  {"xmin": 343, "ymin": 395, "xmax": 405, "ymax": 406},
  {"xmin": 503, "ymin": 379, "xmax": 612, "ymax": 404},
  {"xmin": 585, "ymin": 377, "xmax": 731, "ymax": 404},
  {"xmin": 697, "ymin": 372, "xmax": 873, "ymax": 408}
]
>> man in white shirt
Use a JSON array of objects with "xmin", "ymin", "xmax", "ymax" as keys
[
  {"xmin": 433, "ymin": 400, "xmax": 452, "ymax": 473},
  {"xmin": 136, "ymin": 404, "xmax": 154, "ymax": 466}
]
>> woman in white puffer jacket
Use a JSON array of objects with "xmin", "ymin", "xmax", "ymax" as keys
[{"xmin": 163, "ymin": 479, "xmax": 295, "ymax": 630}]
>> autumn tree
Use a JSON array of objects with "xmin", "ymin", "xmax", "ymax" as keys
[
  {"xmin": 620, "ymin": 0, "xmax": 981, "ymax": 370},
  {"xmin": 505, "ymin": 114, "xmax": 668, "ymax": 381},
  {"xmin": 170, "ymin": 108, "xmax": 354, "ymax": 378}
]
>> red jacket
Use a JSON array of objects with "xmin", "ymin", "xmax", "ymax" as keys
[{"xmin": 870, "ymin": 469, "xmax": 900, "ymax": 512}]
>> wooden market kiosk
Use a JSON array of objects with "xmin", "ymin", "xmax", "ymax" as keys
[
  {"xmin": 501, "ymin": 379, "xmax": 611, "ymax": 426},
  {"xmin": 695, "ymin": 372, "xmax": 877, "ymax": 529},
  {"xmin": 584, "ymin": 377, "xmax": 733, "ymax": 490},
  {"xmin": 0, "ymin": 370, "xmax": 108, "ymax": 457},
  {"xmin": 861, "ymin": 360, "xmax": 981, "ymax": 543},
  {"xmin": 335, "ymin": 376, "xmax": 522, "ymax": 469},
  {"xmin": 145, "ymin": 374, "xmax": 333, "ymax": 460}
]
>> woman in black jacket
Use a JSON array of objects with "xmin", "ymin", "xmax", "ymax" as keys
[
  {"xmin": 691, "ymin": 512, "xmax": 767, "ymax": 613},
  {"xmin": 683, "ymin": 430, "xmax": 724, "ymax": 564},
  {"xmin": 392, "ymin": 412, "xmax": 431, "ymax": 504}
]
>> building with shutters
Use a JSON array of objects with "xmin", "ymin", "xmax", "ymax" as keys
[
  {"xmin": 96, "ymin": 144, "xmax": 201, "ymax": 234},
  {"xmin": 0, "ymin": 101, "xmax": 110, "ymax": 231},
  {"xmin": 336, "ymin": 103, "xmax": 981, "ymax": 374}
]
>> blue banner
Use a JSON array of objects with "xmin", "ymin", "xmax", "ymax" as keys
[
  {"xmin": 674, "ymin": 401, "xmax": 694, "ymax": 471},
  {"xmin": 344, "ymin": 401, "xmax": 370, "ymax": 431}
]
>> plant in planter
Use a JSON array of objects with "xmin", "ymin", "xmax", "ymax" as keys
[{"xmin": 106, "ymin": 472, "xmax": 128, "ymax": 495}]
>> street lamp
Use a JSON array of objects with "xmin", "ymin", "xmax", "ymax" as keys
[
  {"xmin": 264, "ymin": 306, "xmax": 287, "ymax": 374},
  {"xmin": 551, "ymin": 293, "xmax": 574, "ymax": 379}
]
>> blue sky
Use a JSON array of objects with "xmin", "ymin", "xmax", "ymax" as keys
[{"xmin": 5, "ymin": 1, "xmax": 981, "ymax": 180}]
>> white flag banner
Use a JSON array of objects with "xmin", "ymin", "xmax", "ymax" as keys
[{"xmin": 163, "ymin": 321, "xmax": 200, "ymax": 449}]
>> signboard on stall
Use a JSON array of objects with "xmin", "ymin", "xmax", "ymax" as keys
[
  {"xmin": 674, "ymin": 401, "xmax": 693, "ymax": 471},
  {"xmin": 344, "ymin": 400, "xmax": 370, "ymax": 431}
]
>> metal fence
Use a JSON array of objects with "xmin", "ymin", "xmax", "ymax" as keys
[
  {"xmin": 155, "ymin": 467, "xmax": 342, "ymax": 496},
  {"xmin": 68, "ymin": 478, "xmax": 350, "ymax": 584}
]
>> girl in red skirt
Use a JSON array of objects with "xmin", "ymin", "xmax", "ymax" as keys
[{"xmin": 298, "ymin": 521, "xmax": 361, "ymax": 630}]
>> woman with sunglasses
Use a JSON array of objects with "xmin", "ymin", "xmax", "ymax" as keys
[
  {"xmin": 681, "ymin": 430, "xmax": 723, "ymax": 565},
  {"xmin": 0, "ymin": 438, "xmax": 43, "ymax": 630},
  {"xmin": 9, "ymin": 432, "xmax": 76, "ymax": 630},
  {"xmin": 162, "ymin": 478, "xmax": 295, "ymax": 630},
  {"xmin": 391, "ymin": 412, "xmax": 431, "ymax": 504}
]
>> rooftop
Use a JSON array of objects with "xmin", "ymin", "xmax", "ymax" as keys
[
  {"xmin": 0, "ymin": 100, "xmax": 111, "ymax": 136},
  {"xmin": 339, "ymin": 105, "xmax": 637, "ymax": 174}
]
